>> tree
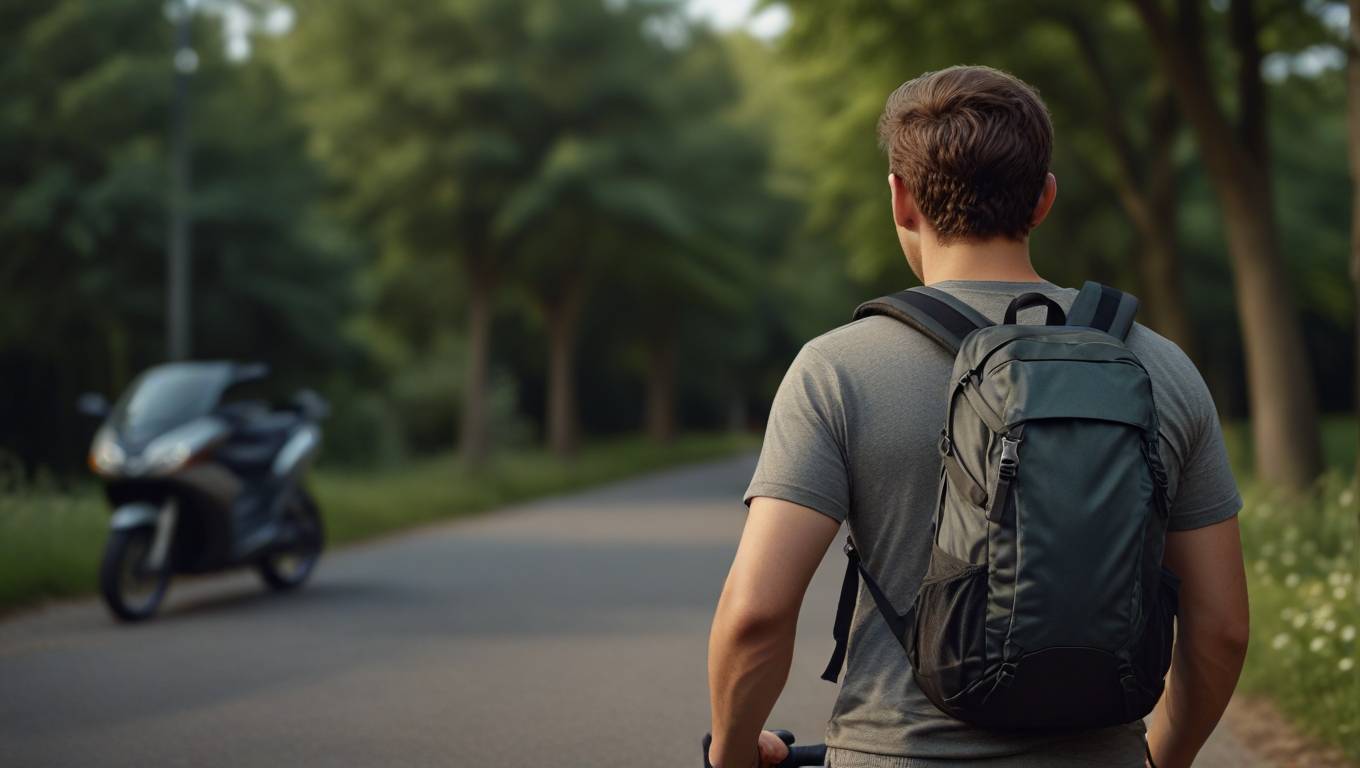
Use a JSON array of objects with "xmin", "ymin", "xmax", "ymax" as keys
[
  {"xmin": 490, "ymin": 0, "xmax": 692, "ymax": 456},
  {"xmin": 1131, "ymin": 0, "xmax": 1324, "ymax": 488},
  {"xmin": 1350, "ymin": 0, "xmax": 1360, "ymax": 479},
  {"xmin": 277, "ymin": 0, "xmax": 535, "ymax": 464}
]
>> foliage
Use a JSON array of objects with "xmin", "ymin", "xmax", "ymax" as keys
[
  {"xmin": 1238, "ymin": 475, "xmax": 1360, "ymax": 759},
  {"xmin": 0, "ymin": 432, "xmax": 757, "ymax": 613}
]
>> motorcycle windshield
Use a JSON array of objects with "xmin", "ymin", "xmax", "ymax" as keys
[{"xmin": 110, "ymin": 364, "xmax": 232, "ymax": 445}]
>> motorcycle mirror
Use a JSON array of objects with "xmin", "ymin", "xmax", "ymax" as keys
[{"xmin": 77, "ymin": 392, "xmax": 110, "ymax": 418}]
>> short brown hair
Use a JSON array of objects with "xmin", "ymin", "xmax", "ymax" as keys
[{"xmin": 878, "ymin": 65, "xmax": 1053, "ymax": 244}]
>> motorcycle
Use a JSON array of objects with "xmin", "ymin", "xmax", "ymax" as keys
[{"xmin": 80, "ymin": 361, "xmax": 327, "ymax": 621}]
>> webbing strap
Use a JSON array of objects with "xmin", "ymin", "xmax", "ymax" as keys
[
  {"xmin": 853, "ymin": 287, "xmax": 993, "ymax": 355},
  {"xmin": 1066, "ymin": 281, "xmax": 1139, "ymax": 341},
  {"xmin": 821, "ymin": 538, "xmax": 916, "ymax": 683}
]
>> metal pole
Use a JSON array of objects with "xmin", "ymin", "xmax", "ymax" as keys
[{"xmin": 167, "ymin": 1, "xmax": 195, "ymax": 361}]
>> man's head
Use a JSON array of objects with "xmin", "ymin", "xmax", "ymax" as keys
[{"xmin": 879, "ymin": 65, "xmax": 1056, "ymax": 280}]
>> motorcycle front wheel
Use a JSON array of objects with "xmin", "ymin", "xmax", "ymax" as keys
[
  {"xmin": 257, "ymin": 490, "xmax": 325, "ymax": 591},
  {"xmin": 99, "ymin": 527, "xmax": 172, "ymax": 622}
]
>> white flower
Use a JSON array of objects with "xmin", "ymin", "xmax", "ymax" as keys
[
  {"xmin": 1285, "ymin": 573, "xmax": 1301, "ymax": 588},
  {"xmin": 1340, "ymin": 489, "xmax": 1354, "ymax": 507},
  {"xmin": 1271, "ymin": 633, "xmax": 1291, "ymax": 650},
  {"xmin": 1340, "ymin": 658, "xmax": 1355, "ymax": 672},
  {"xmin": 1254, "ymin": 561, "xmax": 1269, "ymax": 575},
  {"xmin": 1334, "ymin": 587, "xmax": 1348, "ymax": 601},
  {"xmin": 1324, "ymin": 620, "xmax": 1337, "ymax": 633},
  {"xmin": 1292, "ymin": 613, "xmax": 1308, "ymax": 629},
  {"xmin": 1341, "ymin": 626, "xmax": 1356, "ymax": 642},
  {"xmin": 1310, "ymin": 637, "xmax": 1327, "ymax": 653}
]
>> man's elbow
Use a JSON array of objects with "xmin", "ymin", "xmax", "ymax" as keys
[
  {"xmin": 1217, "ymin": 616, "xmax": 1250, "ymax": 659},
  {"xmin": 1186, "ymin": 614, "xmax": 1250, "ymax": 662},
  {"xmin": 717, "ymin": 599, "xmax": 798, "ymax": 647}
]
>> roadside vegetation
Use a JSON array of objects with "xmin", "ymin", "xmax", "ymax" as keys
[
  {"xmin": 0, "ymin": 433, "xmax": 755, "ymax": 613},
  {"xmin": 1231, "ymin": 418, "xmax": 1360, "ymax": 760},
  {"xmin": 1238, "ymin": 476, "xmax": 1359, "ymax": 761}
]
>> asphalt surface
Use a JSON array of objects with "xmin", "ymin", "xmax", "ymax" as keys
[{"xmin": 0, "ymin": 455, "xmax": 1260, "ymax": 767}]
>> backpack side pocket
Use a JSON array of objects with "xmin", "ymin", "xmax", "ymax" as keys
[{"xmin": 911, "ymin": 545, "xmax": 988, "ymax": 712}]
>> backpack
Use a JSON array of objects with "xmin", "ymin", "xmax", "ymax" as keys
[{"xmin": 820, "ymin": 282, "xmax": 1180, "ymax": 731}]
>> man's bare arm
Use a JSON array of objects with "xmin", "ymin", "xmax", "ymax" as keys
[
  {"xmin": 708, "ymin": 496, "xmax": 840, "ymax": 768},
  {"xmin": 1146, "ymin": 516, "xmax": 1250, "ymax": 768}
]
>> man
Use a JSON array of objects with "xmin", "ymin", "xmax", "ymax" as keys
[{"xmin": 708, "ymin": 66, "xmax": 1249, "ymax": 768}]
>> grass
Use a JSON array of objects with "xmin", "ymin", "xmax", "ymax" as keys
[
  {"xmin": 1237, "ymin": 475, "xmax": 1360, "ymax": 760},
  {"xmin": 0, "ymin": 432, "xmax": 757, "ymax": 613}
]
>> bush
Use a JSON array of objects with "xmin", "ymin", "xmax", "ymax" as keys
[{"xmin": 1237, "ymin": 474, "xmax": 1360, "ymax": 760}]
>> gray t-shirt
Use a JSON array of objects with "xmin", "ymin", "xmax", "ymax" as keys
[{"xmin": 744, "ymin": 280, "xmax": 1242, "ymax": 768}]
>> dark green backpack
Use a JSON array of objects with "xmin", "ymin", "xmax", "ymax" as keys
[{"xmin": 822, "ymin": 282, "xmax": 1180, "ymax": 731}]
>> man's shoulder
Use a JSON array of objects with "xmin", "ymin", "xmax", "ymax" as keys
[
  {"xmin": 803, "ymin": 315, "xmax": 948, "ymax": 370},
  {"xmin": 1125, "ymin": 322, "xmax": 1204, "ymax": 397}
]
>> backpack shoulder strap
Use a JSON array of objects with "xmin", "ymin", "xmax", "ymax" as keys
[
  {"xmin": 853, "ymin": 286, "xmax": 993, "ymax": 354},
  {"xmin": 1065, "ymin": 281, "xmax": 1140, "ymax": 341}
]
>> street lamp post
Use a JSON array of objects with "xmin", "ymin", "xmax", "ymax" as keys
[{"xmin": 167, "ymin": 1, "xmax": 196, "ymax": 361}]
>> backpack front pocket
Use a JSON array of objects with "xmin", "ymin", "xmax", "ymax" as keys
[{"xmin": 911, "ymin": 545, "xmax": 988, "ymax": 709}]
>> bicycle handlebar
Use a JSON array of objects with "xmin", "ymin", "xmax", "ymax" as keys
[{"xmin": 702, "ymin": 730, "xmax": 828, "ymax": 768}]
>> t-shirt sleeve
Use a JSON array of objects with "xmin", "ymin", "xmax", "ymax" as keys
[
  {"xmin": 743, "ymin": 344, "xmax": 851, "ymax": 523},
  {"xmin": 1166, "ymin": 364, "xmax": 1243, "ymax": 532}
]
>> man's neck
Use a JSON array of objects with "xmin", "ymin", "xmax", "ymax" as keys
[{"xmin": 921, "ymin": 238, "xmax": 1044, "ymax": 285}]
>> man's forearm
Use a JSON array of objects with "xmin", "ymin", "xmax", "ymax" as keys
[
  {"xmin": 1147, "ymin": 629, "xmax": 1248, "ymax": 768},
  {"xmin": 708, "ymin": 607, "xmax": 796, "ymax": 768}
]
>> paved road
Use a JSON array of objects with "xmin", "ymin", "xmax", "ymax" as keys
[{"xmin": 0, "ymin": 455, "xmax": 1260, "ymax": 767}]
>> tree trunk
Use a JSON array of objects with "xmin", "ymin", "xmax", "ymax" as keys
[
  {"xmin": 544, "ymin": 277, "xmax": 586, "ymax": 458},
  {"xmin": 459, "ymin": 269, "xmax": 495, "ymax": 465},
  {"xmin": 1218, "ymin": 179, "xmax": 1324, "ymax": 488},
  {"xmin": 1138, "ymin": 87, "xmax": 1197, "ymax": 359},
  {"xmin": 645, "ymin": 338, "xmax": 677, "ymax": 444},
  {"xmin": 1132, "ymin": 0, "xmax": 1323, "ymax": 488},
  {"xmin": 1349, "ymin": 0, "xmax": 1360, "ymax": 480}
]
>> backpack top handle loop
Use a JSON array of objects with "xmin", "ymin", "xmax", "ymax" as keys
[{"xmin": 1003, "ymin": 292, "xmax": 1066, "ymax": 326}]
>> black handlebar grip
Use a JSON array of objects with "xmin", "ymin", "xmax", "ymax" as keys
[
  {"xmin": 703, "ymin": 731, "xmax": 827, "ymax": 767},
  {"xmin": 776, "ymin": 744, "xmax": 829, "ymax": 767}
]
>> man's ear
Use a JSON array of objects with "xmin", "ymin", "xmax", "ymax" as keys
[
  {"xmin": 889, "ymin": 173, "xmax": 920, "ymax": 231},
  {"xmin": 1030, "ymin": 172, "xmax": 1058, "ymax": 228}
]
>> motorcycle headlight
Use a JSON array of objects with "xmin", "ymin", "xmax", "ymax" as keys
[
  {"xmin": 143, "ymin": 438, "xmax": 194, "ymax": 476},
  {"xmin": 141, "ymin": 418, "xmax": 227, "ymax": 476},
  {"xmin": 88, "ymin": 427, "xmax": 126, "ymax": 475}
]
